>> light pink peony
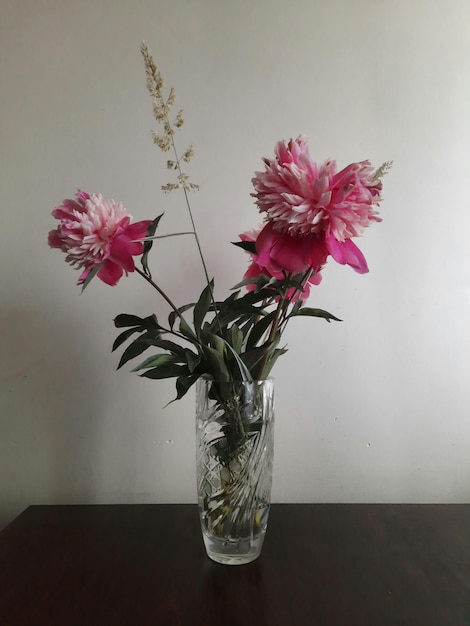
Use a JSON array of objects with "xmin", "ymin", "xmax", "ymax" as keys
[
  {"xmin": 251, "ymin": 137, "xmax": 383, "ymax": 273},
  {"xmin": 48, "ymin": 190, "xmax": 152, "ymax": 286}
]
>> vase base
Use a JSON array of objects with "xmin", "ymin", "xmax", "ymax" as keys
[{"xmin": 202, "ymin": 533, "xmax": 265, "ymax": 565}]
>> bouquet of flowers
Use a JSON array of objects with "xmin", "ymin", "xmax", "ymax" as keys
[
  {"xmin": 48, "ymin": 43, "xmax": 390, "ymax": 563},
  {"xmin": 48, "ymin": 44, "xmax": 390, "ymax": 396}
]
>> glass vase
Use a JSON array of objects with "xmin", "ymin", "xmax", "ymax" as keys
[{"xmin": 196, "ymin": 378, "xmax": 275, "ymax": 565}]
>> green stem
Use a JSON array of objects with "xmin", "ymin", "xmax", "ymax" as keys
[
  {"xmin": 257, "ymin": 268, "xmax": 313, "ymax": 377},
  {"xmin": 256, "ymin": 288, "xmax": 289, "ymax": 379},
  {"xmin": 135, "ymin": 266, "xmax": 183, "ymax": 320},
  {"xmin": 140, "ymin": 231, "xmax": 194, "ymax": 241},
  {"xmin": 174, "ymin": 151, "xmax": 212, "ymax": 286},
  {"xmin": 135, "ymin": 267, "xmax": 207, "ymax": 351},
  {"xmin": 278, "ymin": 267, "xmax": 314, "ymax": 334},
  {"xmin": 268, "ymin": 295, "xmax": 286, "ymax": 344},
  {"xmin": 167, "ymin": 135, "xmax": 223, "ymax": 334}
]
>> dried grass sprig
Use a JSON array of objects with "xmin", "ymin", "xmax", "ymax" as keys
[
  {"xmin": 140, "ymin": 41, "xmax": 198, "ymax": 192},
  {"xmin": 140, "ymin": 41, "xmax": 218, "ymax": 329},
  {"xmin": 373, "ymin": 160, "xmax": 393, "ymax": 181}
]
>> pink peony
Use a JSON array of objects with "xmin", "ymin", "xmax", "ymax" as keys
[
  {"xmin": 251, "ymin": 137, "xmax": 383, "ymax": 273},
  {"xmin": 240, "ymin": 224, "xmax": 323, "ymax": 302},
  {"xmin": 48, "ymin": 190, "xmax": 152, "ymax": 286}
]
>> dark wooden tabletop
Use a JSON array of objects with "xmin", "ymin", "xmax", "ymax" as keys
[{"xmin": 0, "ymin": 504, "xmax": 469, "ymax": 625}]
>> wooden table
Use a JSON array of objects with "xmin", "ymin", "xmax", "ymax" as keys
[{"xmin": 0, "ymin": 504, "xmax": 469, "ymax": 625}]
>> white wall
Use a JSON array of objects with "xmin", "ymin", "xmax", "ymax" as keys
[{"xmin": 1, "ymin": 0, "xmax": 469, "ymax": 527}]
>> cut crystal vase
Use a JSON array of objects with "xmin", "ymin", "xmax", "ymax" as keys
[{"xmin": 196, "ymin": 378, "xmax": 275, "ymax": 565}]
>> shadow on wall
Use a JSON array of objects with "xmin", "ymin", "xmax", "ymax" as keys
[{"xmin": 0, "ymin": 304, "xmax": 107, "ymax": 528}]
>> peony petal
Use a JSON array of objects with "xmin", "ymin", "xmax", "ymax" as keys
[
  {"xmin": 270, "ymin": 232, "xmax": 312, "ymax": 273},
  {"xmin": 254, "ymin": 223, "xmax": 280, "ymax": 268},
  {"xmin": 307, "ymin": 234, "xmax": 328, "ymax": 271},
  {"xmin": 326, "ymin": 234, "xmax": 369, "ymax": 273},
  {"xmin": 309, "ymin": 271, "xmax": 322, "ymax": 286},
  {"xmin": 78, "ymin": 266, "xmax": 92, "ymax": 284},
  {"xmin": 76, "ymin": 189, "xmax": 91, "ymax": 202},
  {"xmin": 108, "ymin": 236, "xmax": 136, "ymax": 272},
  {"xmin": 97, "ymin": 260, "xmax": 124, "ymax": 286},
  {"xmin": 48, "ymin": 230, "xmax": 63, "ymax": 248},
  {"xmin": 243, "ymin": 262, "xmax": 264, "ymax": 291},
  {"xmin": 126, "ymin": 220, "xmax": 153, "ymax": 238}
]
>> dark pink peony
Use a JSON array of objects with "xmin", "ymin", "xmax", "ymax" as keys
[
  {"xmin": 48, "ymin": 190, "xmax": 152, "ymax": 286},
  {"xmin": 251, "ymin": 137, "xmax": 383, "ymax": 273},
  {"xmin": 240, "ymin": 224, "xmax": 323, "ymax": 302}
]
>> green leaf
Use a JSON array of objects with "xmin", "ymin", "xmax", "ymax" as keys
[
  {"xmin": 233, "ymin": 273, "xmax": 306, "ymax": 298},
  {"xmin": 240, "ymin": 345, "xmax": 272, "ymax": 373},
  {"xmin": 278, "ymin": 277, "xmax": 305, "ymax": 292},
  {"xmin": 209, "ymin": 290, "xmax": 240, "ymax": 311},
  {"xmin": 290, "ymin": 299, "xmax": 303, "ymax": 317},
  {"xmin": 141, "ymin": 314, "xmax": 163, "ymax": 330},
  {"xmin": 114, "ymin": 314, "xmax": 145, "ymax": 328},
  {"xmin": 131, "ymin": 353, "xmax": 180, "ymax": 372},
  {"xmin": 141, "ymin": 214, "xmax": 164, "ymax": 278},
  {"xmin": 168, "ymin": 303, "xmax": 195, "ymax": 330},
  {"xmin": 80, "ymin": 263, "xmax": 103, "ymax": 293},
  {"xmin": 228, "ymin": 324, "xmax": 244, "ymax": 353},
  {"xmin": 140, "ymin": 364, "xmax": 187, "ymax": 380},
  {"xmin": 214, "ymin": 335, "xmax": 253, "ymax": 382},
  {"xmin": 235, "ymin": 288, "xmax": 277, "ymax": 306},
  {"xmin": 231, "ymin": 274, "xmax": 273, "ymax": 291},
  {"xmin": 211, "ymin": 298, "xmax": 268, "ymax": 330},
  {"xmin": 112, "ymin": 327, "xmax": 143, "ymax": 352},
  {"xmin": 258, "ymin": 347, "xmax": 288, "ymax": 378},
  {"xmin": 185, "ymin": 349, "xmax": 200, "ymax": 373},
  {"xmin": 289, "ymin": 307, "xmax": 342, "ymax": 323},
  {"xmin": 246, "ymin": 311, "xmax": 277, "ymax": 350},
  {"xmin": 194, "ymin": 279, "xmax": 214, "ymax": 337},
  {"xmin": 241, "ymin": 338, "xmax": 288, "ymax": 379},
  {"xmin": 117, "ymin": 333, "xmax": 155, "ymax": 369},
  {"xmin": 202, "ymin": 344, "xmax": 230, "ymax": 382},
  {"xmin": 151, "ymin": 338, "xmax": 186, "ymax": 356},
  {"xmin": 174, "ymin": 374, "xmax": 199, "ymax": 400},
  {"xmin": 179, "ymin": 317, "xmax": 197, "ymax": 343},
  {"xmin": 232, "ymin": 240, "xmax": 256, "ymax": 254},
  {"xmin": 238, "ymin": 315, "xmax": 258, "ymax": 339}
]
